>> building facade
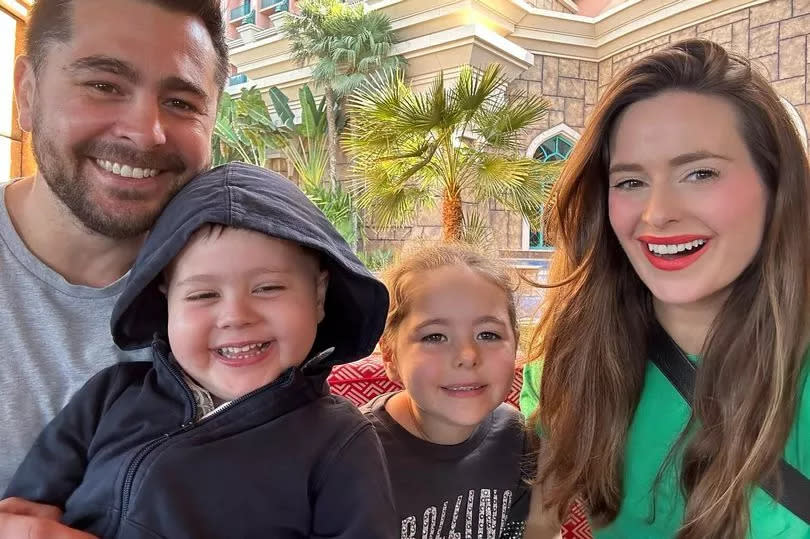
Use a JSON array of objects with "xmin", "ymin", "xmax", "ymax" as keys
[
  {"xmin": 226, "ymin": 0, "xmax": 810, "ymax": 253},
  {"xmin": 1, "ymin": 0, "xmax": 34, "ymax": 181}
]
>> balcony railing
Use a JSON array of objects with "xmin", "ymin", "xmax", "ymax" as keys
[
  {"xmin": 260, "ymin": 0, "xmax": 289, "ymax": 12},
  {"xmin": 230, "ymin": 3, "xmax": 252, "ymax": 20},
  {"xmin": 228, "ymin": 73, "xmax": 248, "ymax": 86}
]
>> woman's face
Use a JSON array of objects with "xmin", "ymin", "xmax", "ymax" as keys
[{"xmin": 607, "ymin": 90, "xmax": 768, "ymax": 312}]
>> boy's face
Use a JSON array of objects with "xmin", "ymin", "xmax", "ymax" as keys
[{"xmin": 165, "ymin": 228, "xmax": 328, "ymax": 401}]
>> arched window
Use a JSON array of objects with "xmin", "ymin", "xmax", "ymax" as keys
[{"xmin": 528, "ymin": 133, "xmax": 574, "ymax": 249}]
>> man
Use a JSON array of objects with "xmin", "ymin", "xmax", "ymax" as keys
[{"xmin": 0, "ymin": 0, "xmax": 226, "ymax": 534}]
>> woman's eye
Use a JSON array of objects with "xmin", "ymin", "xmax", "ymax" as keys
[
  {"xmin": 478, "ymin": 331, "xmax": 501, "ymax": 341},
  {"xmin": 688, "ymin": 168, "xmax": 719, "ymax": 182},
  {"xmin": 612, "ymin": 179, "xmax": 645, "ymax": 190},
  {"xmin": 421, "ymin": 333, "xmax": 447, "ymax": 343}
]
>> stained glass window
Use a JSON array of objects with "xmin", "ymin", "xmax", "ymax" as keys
[{"xmin": 530, "ymin": 135, "xmax": 573, "ymax": 249}]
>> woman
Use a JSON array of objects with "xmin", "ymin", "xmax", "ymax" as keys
[{"xmin": 523, "ymin": 38, "xmax": 810, "ymax": 538}]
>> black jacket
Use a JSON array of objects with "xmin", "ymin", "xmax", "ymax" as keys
[{"xmin": 4, "ymin": 163, "xmax": 396, "ymax": 538}]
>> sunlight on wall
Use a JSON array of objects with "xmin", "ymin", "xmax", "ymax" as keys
[{"xmin": 0, "ymin": 10, "xmax": 17, "ymax": 177}]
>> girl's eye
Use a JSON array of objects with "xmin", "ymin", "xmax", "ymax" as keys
[
  {"xmin": 421, "ymin": 333, "xmax": 447, "ymax": 343},
  {"xmin": 478, "ymin": 331, "xmax": 501, "ymax": 341},
  {"xmin": 612, "ymin": 178, "xmax": 645, "ymax": 190},
  {"xmin": 186, "ymin": 291, "xmax": 217, "ymax": 301},
  {"xmin": 687, "ymin": 168, "xmax": 719, "ymax": 182}
]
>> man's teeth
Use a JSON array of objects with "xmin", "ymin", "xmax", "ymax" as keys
[
  {"xmin": 217, "ymin": 342, "xmax": 268, "ymax": 358},
  {"xmin": 647, "ymin": 239, "xmax": 706, "ymax": 255},
  {"xmin": 96, "ymin": 159, "xmax": 160, "ymax": 179}
]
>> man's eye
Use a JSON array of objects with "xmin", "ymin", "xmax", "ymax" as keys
[
  {"xmin": 166, "ymin": 98, "xmax": 197, "ymax": 112},
  {"xmin": 88, "ymin": 82, "xmax": 120, "ymax": 94}
]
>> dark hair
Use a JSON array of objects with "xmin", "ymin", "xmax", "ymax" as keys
[
  {"xmin": 528, "ymin": 39, "xmax": 810, "ymax": 539},
  {"xmin": 26, "ymin": 0, "xmax": 229, "ymax": 89}
]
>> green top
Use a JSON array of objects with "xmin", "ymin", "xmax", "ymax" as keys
[{"xmin": 521, "ymin": 350, "xmax": 810, "ymax": 538}]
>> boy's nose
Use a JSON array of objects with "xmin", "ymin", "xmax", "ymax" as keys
[{"xmin": 217, "ymin": 300, "xmax": 258, "ymax": 329}]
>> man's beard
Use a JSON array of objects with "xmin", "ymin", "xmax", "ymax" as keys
[{"xmin": 32, "ymin": 112, "xmax": 193, "ymax": 240}]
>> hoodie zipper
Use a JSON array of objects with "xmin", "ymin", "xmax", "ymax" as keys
[{"xmin": 118, "ymin": 355, "xmax": 296, "ymax": 522}]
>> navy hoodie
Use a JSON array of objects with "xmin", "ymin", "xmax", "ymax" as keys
[{"xmin": 4, "ymin": 163, "xmax": 397, "ymax": 539}]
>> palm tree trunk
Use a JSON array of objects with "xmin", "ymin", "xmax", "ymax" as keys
[
  {"xmin": 442, "ymin": 192, "xmax": 463, "ymax": 242},
  {"xmin": 325, "ymin": 86, "xmax": 339, "ymax": 190}
]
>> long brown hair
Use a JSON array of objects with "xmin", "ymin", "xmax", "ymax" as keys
[{"xmin": 528, "ymin": 39, "xmax": 810, "ymax": 538}]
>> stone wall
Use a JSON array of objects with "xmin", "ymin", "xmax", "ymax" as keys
[{"xmin": 362, "ymin": 0, "xmax": 810, "ymax": 253}]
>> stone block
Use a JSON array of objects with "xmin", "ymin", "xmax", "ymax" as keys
[
  {"xmin": 612, "ymin": 46, "xmax": 640, "ymax": 62},
  {"xmin": 697, "ymin": 10, "xmax": 749, "ymax": 32},
  {"xmin": 781, "ymin": 14, "xmax": 810, "ymax": 39},
  {"xmin": 528, "ymin": 81, "xmax": 544, "ymax": 97},
  {"xmin": 730, "ymin": 20, "xmax": 750, "ymax": 56},
  {"xmin": 543, "ymin": 57, "xmax": 559, "ymax": 95},
  {"xmin": 796, "ymin": 0, "xmax": 810, "ymax": 15},
  {"xmin": 773, "ymin": 76, "xmax": 806, "ymax": 104},
  {"xmin": 550, "ymin": 110, "xmax": 564, "ymax": 126},
  {"xmin": 750, "ymin": 0, "xmax": 792, "ymax": 27},
  {"xmin": 750, "ymin": 23, "xmax": 779, "ymax": 57},
  {"xmin": 548, "ymin": 95, "xmax": 565, "ymax": 111},
  {"xmin": 564, "ymin": 99, "xmax": 584, "ymax": 127},
  {"xmin": 598, "ymin": 59, "xmax": 612, "ymax": 83},
  {"xmin": 699, "ymin": 24, "xmax": 733, "ymax": 44},
  {"xmin": 779, "ymin": 36, "xmax": 807, "ymax": 79},
  {"xmin": 559, "ymin": 58, "xmax": 580, "ymax": 78},
  {"xmin": 753, "ymin": 53, "xmax": 779, "ymax": 80},
  {"xmin": 585, "ymin": 80, "xmax": 597, "ymax": 105},
  {"xmin": 558, "ymin": 77, "xmax": 585, "ymax": 98},
  {"xmin": 584, "ymin": 104, "xmax": 595, "ymax": 123},
  {"xmin": 580, "ymin": 61, "xmax": 598, "ymax": 80}
]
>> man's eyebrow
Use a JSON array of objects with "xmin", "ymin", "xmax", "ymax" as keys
[
  {"xmin": 67, "ymin": 55, "xmax": 139, "ymax": 83},
  {"xmin": 161, "ymin": 76, "xmax": 210, "ymax": 102}
]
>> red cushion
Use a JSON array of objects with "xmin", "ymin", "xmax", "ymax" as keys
[{"xmin": 327, "ymin": 355, "xmax": 592, "ymax": 538}]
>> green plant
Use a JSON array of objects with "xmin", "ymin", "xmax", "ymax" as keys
[
  {"xmin": 357, "ymin": 248, "xmax": 394, "ymax": 272},
  {"xmin": 344, "ymin": 64, "xmax": 561, "ymax": 242},
  {"xmin": 212, "ymin": 87, "xmax": 279, "ymax": 166},
  {"xmin": 282, "ymin": 0, "xmax": 402, "ymax": 188}
]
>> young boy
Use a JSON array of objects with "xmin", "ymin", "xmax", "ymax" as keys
[{"xmin": 2, "ymin": 163, "xmax": 397, "ymax": 538}]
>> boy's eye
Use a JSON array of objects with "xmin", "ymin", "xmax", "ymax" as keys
[
  {"xmin": 254, "ymin": 285, "xmax": 283, "ymax": 294},
  {"xmin": 421, "ymin": 333, "xmax": 447, "ymax": 343},
  {"xmin": 478, "ymin": 331, "xmax": 501, "ymax": 341},
  {"xmin": 186, "ymin": 291, "xmax": 218, "ymax": 301}
]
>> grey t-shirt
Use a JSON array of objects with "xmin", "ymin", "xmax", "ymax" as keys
[
  {"xmin": 0, "ymin": 182, "xmax": 150, "ymax": 492},
  {"xmin": 362, "ymin": 393, "xmax": 532, "ymax": 539}
]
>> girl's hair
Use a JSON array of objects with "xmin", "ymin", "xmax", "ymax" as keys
[
  {"xmin": 527, "ymin": 38, "xmax": 810, "ymax": 538},
  {"xmin": 379, "ymin": 242, "xmax": 520, "ymax": 357}
]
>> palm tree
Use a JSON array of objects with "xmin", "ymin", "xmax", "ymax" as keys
[
  {"xmin": 344, "ymin": 64, "xmax": 561, "ymax": 242},
  {"xmin": 282, "ymin": 0, "xmax": 402, "ymax": 189}
]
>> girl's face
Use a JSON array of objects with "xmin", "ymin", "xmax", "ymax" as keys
[
  {"xmin": 607, "ymin": 90, "xmax": 768, "ymax": 316},
  {"xmin": 384, "ymin": 265, "xmax": 517, "ymax": 444}
]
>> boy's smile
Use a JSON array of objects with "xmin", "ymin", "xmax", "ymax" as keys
[{"xmin": 165, "ymin": 227, "xmax": 328, "ymax": 401}]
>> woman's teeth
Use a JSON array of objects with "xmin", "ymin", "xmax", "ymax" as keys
[
  {"xmin": 647, "ymin": 239, "xmax": 706, "ymax": 256},
  {"xmin": 96, "ymin": 159, "xmax": 160, "ymax": 179}
]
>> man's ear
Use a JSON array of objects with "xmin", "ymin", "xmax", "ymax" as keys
[
  {"xmin": 316, "ymin": 270, "xmax": 329, "ymax": 323},
  {"xmin": 14, "ymin": 56, "xmax": 36, "ymax": 133},
  {"xmin": 380, "ymin": 340, "xmax": 400, "ymax": 382}
]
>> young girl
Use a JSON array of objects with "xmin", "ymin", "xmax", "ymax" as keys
[
  {"xmin": 523, "ymin": 39, "xmax": 810, "ymax": 538},
  {"xmin": 363, "ymin": 243, "xmax": 532, "ymax": 539}
]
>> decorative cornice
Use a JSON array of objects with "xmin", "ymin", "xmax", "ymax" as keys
[{"xmin": 1, "ymin": 0, "xmax": 32, "ymax": 19}]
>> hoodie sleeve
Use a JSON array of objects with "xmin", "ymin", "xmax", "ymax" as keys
[
  {"xmin": 3, "ymin": 364, "xmax": 128, "ymax": 506},
  {"xmin": 310, "ymin": 423, "xmax": 398, "ymax": 539}
]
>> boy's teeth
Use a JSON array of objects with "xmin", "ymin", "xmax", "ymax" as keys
[
  {"xmin": 647, "ymin": 239, "xmax": 706, "ymax": 255},
  {"xmin": 217, "ymin": 342, "xmax": 267, "ymax": 357},
  {"xmin": 95, "ymin": 159, "xmax": 160, "ymax": 179}
]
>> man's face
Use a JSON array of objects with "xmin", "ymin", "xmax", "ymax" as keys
[{"xmin": 15, "ymin": 0, "xmax": 220, "ymax": 238}]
